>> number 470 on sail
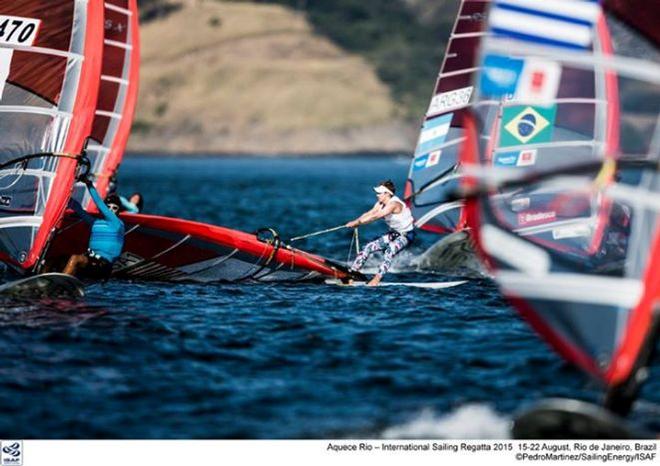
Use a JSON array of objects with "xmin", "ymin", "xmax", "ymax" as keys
[{"xmin": 0, "ymin": 15, "xmax": 41, "ymax": 46}]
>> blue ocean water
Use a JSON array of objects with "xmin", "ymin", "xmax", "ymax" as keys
[{"xmin": 0, "ymin": 156, "xmax": 658, "ymax": 438}]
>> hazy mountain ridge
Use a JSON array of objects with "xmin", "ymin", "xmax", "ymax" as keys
[{"xmin": 130, "ymin": 0, "xmax": 457, "ymax": 154}]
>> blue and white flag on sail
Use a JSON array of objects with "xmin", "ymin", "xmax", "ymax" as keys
[
  {"xmin": 415, "ymin": 113, "xmax": 453, "ymax": 156},
  {"xmin": 488, "ymin": 0, "xmax": 602, "ymax": 50}
]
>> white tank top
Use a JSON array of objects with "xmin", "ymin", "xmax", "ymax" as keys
[{"xmin": 381, "ymin": 196, "xmax": 414, "ymax": 234}]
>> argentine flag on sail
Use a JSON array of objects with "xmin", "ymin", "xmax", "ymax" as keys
[
  {"xmin": 415, "ymin": 113, "xmax": 453, "ymax": 156},
  {"xmin": 489, "ymin": 0, "xmax": 602, "ymax": 50}
]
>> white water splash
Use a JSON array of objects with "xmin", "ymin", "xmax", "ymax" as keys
[
  {"xmin": 413, "ymin": 233, "xmax": 487, "ymax": 277},
  {"xmin": 348, "ymin": 233, "xmax": 487, "ymax": 277},
  {"xmin": 381, "ymin": 404, "xmax": 512, "ymax": 439}
]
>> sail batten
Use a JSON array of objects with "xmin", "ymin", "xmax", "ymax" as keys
[
  {"xmin": 0, "ymin": 106, "xmax": 72, "ymax": 117},
  {"xmin": 0, "ymin": 45, "xmax": 82, "ymax": 60},
  {"xmin": 105, "ymin": 3, "xmax": 132, "ymax": 15}
]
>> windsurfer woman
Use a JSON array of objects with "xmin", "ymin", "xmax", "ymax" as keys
[{"xmin": 346, "ymin": 180, "xmax": 415, "ymax": 286}]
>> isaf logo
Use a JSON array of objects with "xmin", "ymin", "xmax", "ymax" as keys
[
  {"xmin": 1, "ymin": 444, "xmax": 18, "ymax": 457},
  {"xmin": 1, "ymin": 441, "xmax": 22, "ymax": 466}
]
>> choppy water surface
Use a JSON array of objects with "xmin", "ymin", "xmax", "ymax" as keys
[{"xmin": 0, "ymin": 156, "xmax": 658, "ymax": 438}]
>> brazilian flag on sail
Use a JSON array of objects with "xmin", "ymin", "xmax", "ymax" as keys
[{"xmin": 499, "ymin": 105, "xmax": 557, "ymax": 147}]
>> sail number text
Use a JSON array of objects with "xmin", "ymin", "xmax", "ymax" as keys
[{"xmin": 0, "ymin": 16, "xmax": 41, "ymax": 46}]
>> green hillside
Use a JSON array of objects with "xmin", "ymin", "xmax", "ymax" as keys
[{"xmin": 235, "ymin": 0, "xmax": 457, "ymax": 118}]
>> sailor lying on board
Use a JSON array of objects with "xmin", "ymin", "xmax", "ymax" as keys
[
  {"xmin": 592, "ymin": 202, "xmax": 632, "ymax": 274},
  {"xmin": 107, "ymin": 175, "xmax": 144, "ymax": 213},
  {"xmin": 345, "ymin": 180, "xmax": 415, "ymax": 286},
  {"xmin": 119, "ymin": 192, "xmax": 144, "ymax": 213},
  {"xmin": 63, "ymin": 180, "xmax": 125, "ymax": 280}
]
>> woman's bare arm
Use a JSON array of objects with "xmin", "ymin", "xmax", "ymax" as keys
[
  {"xmin": 347, "ymin": 201, "xmax": 399, "ymax": 227},
  {"xmin": 346, "ymin": 202, "xmax": 380, "ymax": 227}
]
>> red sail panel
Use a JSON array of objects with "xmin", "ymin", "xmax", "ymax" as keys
[
  {"xmin": 0, "ymin": 0, "xmax": 103, "ymax": 270},
  {"xmin": 406, "ymin": 0, "xmax": 490, "ymax": 235},
  {"xmin": 100, "ymin": 0, "xmax": 140, "ymax": 198},
  {"xmin": 4, "ymin": 2, "xmax": 71, "ymax": 105},
  {"xmin": 604, "ymin": 0, "xmax": 660, "ymax": 47},
  {"xmin": 75, "ymin": 0, "xmax": 139, "ymax": 209}
]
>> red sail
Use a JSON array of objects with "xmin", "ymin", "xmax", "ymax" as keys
[
  {"xmin": 0, "ymin": 0, "xmax": 103, "ymax": 270},
  {"xmin": 73, "ymin": 0, "xmax": 140, "ymax": 208},
  {"xmin": 463, "ymin": 0, "xmax": 660, "ymax": 391}
]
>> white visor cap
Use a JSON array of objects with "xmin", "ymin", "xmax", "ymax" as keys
[{"xmin": 373, "ymin": 185, "xmax": 394, "ymax": 196}]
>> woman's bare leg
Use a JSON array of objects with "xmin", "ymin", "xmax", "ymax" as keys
[{"xmin": 63, "ymin": 254, "xmax": 89, "ymax": 277}]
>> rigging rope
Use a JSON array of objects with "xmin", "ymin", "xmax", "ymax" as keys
[
  {"xmin": 288, "ymin": 224, "xmax": 346, "ymax": 242},
  {"xmin": 288, "ymin": 224, "xmax": 360, "ymax": 268},
  {"xmin": 259, "ymin": 223, "xmax": 360, "ymax": 274},
  {"xmin": 346, "ymin": 227, "xmax": 361, "ymax": 265}
]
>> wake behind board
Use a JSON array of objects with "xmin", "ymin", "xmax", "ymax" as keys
[
  {"xmin": 0, "ymin": 273, "xmax": 85, "ymax": 300},
  {"xmin": 325, "ymin": 279, "xmax": 467, "ymax": 289},
  {"xmin": 513, "ymin": 398, "xmax": 654, "ymax": 439}
]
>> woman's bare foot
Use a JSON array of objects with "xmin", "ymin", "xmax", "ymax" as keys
[{"xmin": 367, "ymin": 274, "xmax": 382, "ymax": 286}]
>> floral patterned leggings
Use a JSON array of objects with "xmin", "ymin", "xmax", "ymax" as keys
[{"xmin": 350, "ymin": 232, "xmax": 411, "ymax": 276}]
